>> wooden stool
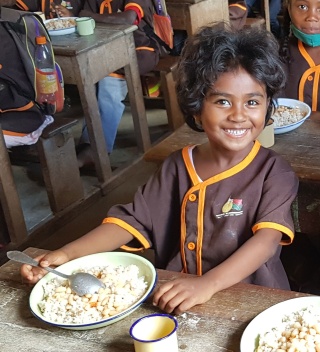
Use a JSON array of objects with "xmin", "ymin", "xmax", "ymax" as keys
[
  {"xmin": 37, "ymin": 117, "xmax": 84, "ymax": 213},
  {"xmin": 0, "ymin": 118, "xmax": 84, "ymax": 247},
  {"xmin": 142, "ymin": 56, "xmax": 185, "ymax": 131}
]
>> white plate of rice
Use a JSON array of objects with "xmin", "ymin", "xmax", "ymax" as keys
[
  {"xmin": 44, "ymin": 17, "xmax": 77, "ymax": 36},
  {"xmin": 272, "ymin": 98, "xmax": 311, "ymax": 135},
  {"xmin": 29, "ymin": 252, "xmax": 157, "ymax": 330},
  {"xmin": 240, "ymin": 296, "xmax": 320, "ymax": 351}
]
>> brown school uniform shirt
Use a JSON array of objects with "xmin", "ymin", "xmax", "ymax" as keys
[
  {"xmin": 281, "ymin": 36, "xmax": 320, "ymax": 111},
  {"xmin": 104, "ymin": 142, "xmax": 299, "ymax": 290}
]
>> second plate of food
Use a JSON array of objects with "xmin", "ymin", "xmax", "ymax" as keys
[
  {"xmin": 240, "ymin": 296, "xmax": 320, "ymax": 351},
  {"xmin": 44, "ymin": 17, "xmax": 77, "ymax": 36},
  {"xmin": 272, "ymin": 98, "xmax": 311, "ymax": 134}
]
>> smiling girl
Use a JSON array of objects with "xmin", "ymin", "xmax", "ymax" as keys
[
  {"xmin": 21, "ymin": 24, "xmax": 299, "ymax": 315},
  {"xmin": 280, "ymin": 0, "xmax": 320, "ymax": 111}
]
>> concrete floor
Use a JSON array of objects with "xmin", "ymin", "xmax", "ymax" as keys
[{"xmin": 7, "ymin": 87, "xmax": 169, "ymax": 252}]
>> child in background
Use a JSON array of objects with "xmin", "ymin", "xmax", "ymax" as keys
[
  {"xmin": 21, "ymin": 23, "xmax": 298, "ymax": 315},
  {"xmin": 280, "ymin": 0, "xmax": 320, "ymax": 111},
  {"xmin": 52, "ymin": 0, "xmax": 161, "ymax": 167}
]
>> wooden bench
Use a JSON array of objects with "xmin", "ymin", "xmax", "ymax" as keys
[
  {"xmin": 0, "ymin": 117, "xmax": 83, "ymax": 247},
  {"xmin": 142, "ymin": 55, "xmax": 185, "ymax": 131},
  {"xmin": 37, "ymin": 117, "xmax": 84, "ymax": 213},
  {"xmin": 144, "ymin": 123, "xmax": 206, "ymax": 163}
]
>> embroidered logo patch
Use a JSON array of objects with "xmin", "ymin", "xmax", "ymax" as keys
[{"xmin": 216, "ymin": 197, "xmax": 243, "ymax": 218}]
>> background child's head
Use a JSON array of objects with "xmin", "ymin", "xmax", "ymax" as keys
[
  {"xmin": 284, "ymin": 0, "xmax": 320, "ymax": 47},
  {"xmin": 176, "ymin": 23, "xmax": 286, "ymax": 132}
]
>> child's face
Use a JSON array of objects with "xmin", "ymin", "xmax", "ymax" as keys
[
  {"xmin": 288, "ymin": 0, "xmax": 320, "ymax": 33},
  {"xmin": 196, "ymin": 68, "xmax": 268, "ymax": 153}
]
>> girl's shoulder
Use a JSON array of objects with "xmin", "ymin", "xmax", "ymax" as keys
[{"xmin": 257, "ymin": 146, "xmax": 296, "ymax": 174}]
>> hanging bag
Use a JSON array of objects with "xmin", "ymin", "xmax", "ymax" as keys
[
  {"xmin": 0, "ymin": 11, "xmax": 64, "ymax": 138},
  {"xmin": 143, "ymin": 0, "xmax": 174, "ymax": 57}
]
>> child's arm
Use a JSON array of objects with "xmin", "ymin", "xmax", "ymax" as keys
[
  {"xmin": 153, "ymin": 228, "xmax": 282, "ymax": 315},
  {"xmin": 20, "ymin": 223, "xmax": 134, "ymax": 284}
]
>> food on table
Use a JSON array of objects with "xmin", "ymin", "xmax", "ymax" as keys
[
  {"xmin": 256, "ymin": 306, "xmax": 320, "ymax": 352},
  {"xmin": 272, "ymin": 105, "xmax": 307, "ymax": 128},
  {"xmin": 38, "ymin": 264, "xmax": 147, "ymax": 324},
  {"xmin": 45, "ymin": 18, "xmax": 76, "ymax": 31}
]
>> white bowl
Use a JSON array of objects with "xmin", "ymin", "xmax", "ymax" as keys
[
  {"xmin": 240, "ymin": 296, "xmax": 320, "ymax": 351},
  {"xmin": 29, "ymin": 252, "xmax": 157, "ymax": 330},
  {"xmin": 272, "ymin": 98, "xmax": 311, "ymax": 135},
  {"xmin": 44, "ymin": 17, "xmax": 77, "ymax": 36}
]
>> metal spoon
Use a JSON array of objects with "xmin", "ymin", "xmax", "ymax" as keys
[
  {"xmin": 7, "ymin": 250, "xmax": 105, "ymax": 296},
  {"xmin": 51, "ymin": 2, "xmax": 61, "ymax": 19}
]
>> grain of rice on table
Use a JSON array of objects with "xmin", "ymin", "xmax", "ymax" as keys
[
  {"xmin": 38, "ymin": 264, "xmax": 148, "ymax": 324},
  {"xmin": 272, "ymin": 105, "xmax": 307, "ymax": 127}
]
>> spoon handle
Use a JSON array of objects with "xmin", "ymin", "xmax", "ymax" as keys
[{"xmin": 6, "ymin": 251, "xmax": 69, "ymax": 279}]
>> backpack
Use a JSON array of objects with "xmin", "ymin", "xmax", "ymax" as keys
[
  {"xmin": 143, "ymin": 0, "xmax": 175, "ymax": 57},
  {"xmin": 0, "ymin": 12, "xmax": 64, "ymax": 136}
]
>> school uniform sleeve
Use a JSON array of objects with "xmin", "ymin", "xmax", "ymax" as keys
[
  {"xmin": 251, "ymin": 149, "xmax": 299, "ymax": 244},
  {"xmin": 104, "ymin": 150, "xmax": 189, "ymax": 269}
]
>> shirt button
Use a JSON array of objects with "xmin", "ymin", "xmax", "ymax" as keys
[
  {"xmin": 187, "ymin": 242, "xmax": 196, "ymax": 250},
  {"xmin": 188, "ymin": 194, "xmax": 197, "ymax": 201},
  {"xmin": 308, "ymin": 75, "xmax": 313, "ymax": 81}
]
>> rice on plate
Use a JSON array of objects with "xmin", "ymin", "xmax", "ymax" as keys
[
  {"xmin": 29, "ymin": 252, "xmax": 157, "ymax": 330},
  {"xmin": 44, "ymin": 17, "xmax": 77, "ymax": 36},
  {"xmin": 272, "ymin": 98, "xmax": 311, "ymax": 134},
  {"xmin": 256, "ymin": 306, "xmax": 320, "ymax": 351},
  {"xmin": 240, "ymin": 297, "xmax": 320, "ymax": 352}
]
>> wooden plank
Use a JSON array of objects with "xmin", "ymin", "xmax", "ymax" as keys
[{"xmin": 167, "ymin": 0, "xmax": 229, "ymax": 35}]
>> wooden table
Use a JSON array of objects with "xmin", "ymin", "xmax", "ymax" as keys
[
  {"xmin": 143, "ymin": 112, "xmax": 320, "ymax": 243},
  {"xmin": 0, "ymin": 247, "xmax": 311, "ymax": 351},
  {"xmin": 166, "ymin": 0, "xmax": 229, "ymax": 36},
  {"xmin": 51, "ymin": 24, "xmax": 151, "ymax": 189}
]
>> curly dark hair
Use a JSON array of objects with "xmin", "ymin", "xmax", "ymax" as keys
[{"xmin": 176, "ymin": 22, "xmax": 287, "ymax": 131}]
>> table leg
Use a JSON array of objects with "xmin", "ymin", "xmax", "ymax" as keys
[
  {"xmin": 75, "ymin": 55, "xmax": 113, "ymax": 186},
  {"xmin": 123, "ymin": 33, "xmax": 151, "ymax": 153}
]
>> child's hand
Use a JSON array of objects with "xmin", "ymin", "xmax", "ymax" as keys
[
  {"xmin": 152, "ymin": 276, "xmax": 213, "ymax": 315},
  {"xmin": 51, "ymin": 4, "xmax": 73, "ymax": 18},
  {"xmin": 20, "ymin": 250, "xmax": 70, "ymax": 284}
]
